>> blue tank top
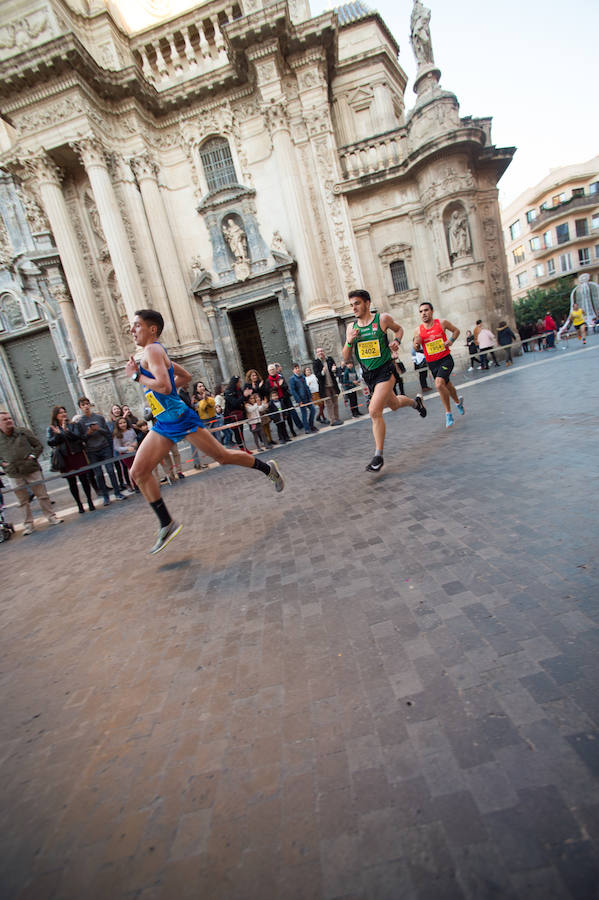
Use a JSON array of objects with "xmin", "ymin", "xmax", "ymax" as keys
[{"xmin": 139, "ymin": 343, "xmax": 189, "ymax": 423}]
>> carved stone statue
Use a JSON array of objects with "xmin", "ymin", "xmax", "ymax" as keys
[
  {"xmin": 222, "ymin": 217, "xmax": 248, "ymax": 264},
  {"xmin": 448, "ymin": 209, "xmax": 472, "ymax": 260},
  {"xmin": 271, "ymin": 230, "xmax": 290, "ymax": 256},
  {"xmin": 410, "ymin": 0, "xmax": 434, "ymax": 67}
]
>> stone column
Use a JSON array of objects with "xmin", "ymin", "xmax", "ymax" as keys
[
  {"xmin": 131, "ymin": 154, "xmax": 201, "ymax": 348},
  {"xmin": 264, "ymin": 101, "xmax": 333, "ymax": 318},
  {"xmin": 73, "ymin": 137, "xmax": 145, "ymax": 321},
  {"xmin": 23, "ymin": 153, "xmax": 112, "ymax": 367},
  {"xmin": 50, "ymin": 281, "xmax": 90, "ymax": 373},
  {"xmin": 110, "ymin": 154, "xmax": 178, "ymax": 346},
  {"xmin": 204, "ymin": 305, "xmax": 229, "ymax": 381}
]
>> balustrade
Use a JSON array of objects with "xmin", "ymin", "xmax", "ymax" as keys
[
  {"xmin": 131, "ymin": 4, "xmax": 242, "ymax": 87},
  {"xmin": 339, "ymin": 130, "xmax": 402, "ymax": 182}
]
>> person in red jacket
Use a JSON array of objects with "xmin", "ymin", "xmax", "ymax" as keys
[
  {"xmin": 544, "ymin": 311, "xmax": 557, "ymax": 349},
  {"xmin": 414, "ymin": 301, "xmax": 464, "ymax": 428}
]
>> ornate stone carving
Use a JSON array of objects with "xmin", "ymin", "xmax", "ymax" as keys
[
  {"xmin": 15, "ymin": 97, "xmax": 86, "ymax": 135},
  {"xmin": 0, "ymin": 218, "xmax": 14, "ymax": 268},
  {"xmin": 72, "ymin": 136, "xmax": 107, "ymax": 169},
  {"xmin": 0, "ymin": 9, "xmax": 52, "ymax": 59},
  {"xmin": 410, "ymin": 1, "xmax": 434, "ymax": 67},
  {"xmin": 419, "ymin": 167, "xmax": 475, "ymax": 207},
  {"xmin": 1, "ymin": 293, "xmax": 25, "ymax": 328},
  {"xmin": 21, "ymin": 152, "xmax": 62, "ymax": 188},
  {"xmin": 19, "ymin": 188, "xmax": 50, "ymax": 232},
  {"xmin": 313, "ymin": 138, "xmax": 357, "ymax": 292},
  {"xmin": 263, "ymin": 100, "xmax": 289, "ymax": 135},
  {"xmin": 130, "ymin": 154, "xmax": 158, "ymax": 182},
  {"xmin": 271, "ymin": 231, "xmax": 290, "ymax": 256}
]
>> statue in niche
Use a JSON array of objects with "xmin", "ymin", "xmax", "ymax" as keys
[
  {"xmin": 410, "ymin": 0, "xmax": 434, "ymax": 67},
  {"xmin": 222, "ymin": 218, "xmax": 248, "ymax": 263},
  {"xmin": 271, "ymin": 231, "xmax": 290, "ymax": 256},
  {"xmin": 222, "ymin": 217, "xmax": 250, "ymax": 281},
  {"xmin": 448, "ymin": 209, "xmax": 472, "ymax": 261}
]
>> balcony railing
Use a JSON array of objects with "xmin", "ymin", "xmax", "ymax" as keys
[
  {"xmin": 530, "ymin": 192, "xmax": 599, "ymax": 230},
  {"xmin": 338, "ymin": 129, "xmax": 403, "ymax": 181},
  {"xmin": 130, "ymin": 2, "xmax": 243, "ymax": 87}
]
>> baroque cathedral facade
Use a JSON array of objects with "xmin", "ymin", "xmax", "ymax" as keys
[{"xmin": 0, "ymin": 0, "xmax": 515, "ymax": 439}]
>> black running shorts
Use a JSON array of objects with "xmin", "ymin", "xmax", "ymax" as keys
[
  {"xmin": 428, "ymin": 354, "xmax": 454, "ymax": 383},
  {"xmin": 361, "ymin": 359, "xmax": 397, "ymax": 393}
]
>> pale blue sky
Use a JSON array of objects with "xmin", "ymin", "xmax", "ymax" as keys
[{"xmin": 310, "ymin": 0, "xmax": 599, "ymax": 207}]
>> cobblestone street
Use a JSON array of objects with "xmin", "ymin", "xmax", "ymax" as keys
[{"xmin": 1, "ymin": 343, "xmax": 599, "ymax": 899}]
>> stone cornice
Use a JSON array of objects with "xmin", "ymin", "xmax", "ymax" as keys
[{"xmin": 0, "ymin": 32, "xmax": 243, "ymax": 120}]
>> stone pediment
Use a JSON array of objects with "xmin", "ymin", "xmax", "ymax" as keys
[
  {"xmin": 379, "ymin": 243, "xmax": 412, "ymax": 262},
  {"xmin": 197, "ymin": 184, "xmax": 255, "ymax": 212}
]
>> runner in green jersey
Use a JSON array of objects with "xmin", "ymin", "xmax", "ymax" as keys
[{"xmin": 342, "ymin": 289, "xmax": 427, "ymax": 472}]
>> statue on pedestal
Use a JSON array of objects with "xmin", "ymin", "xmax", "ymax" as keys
[
  {"xmin": 222, "ymin": 217, "xmax": 250, "ymax": 281},
  {"xmin": 448, "ymin": 209, "xmax": 472, "ymax": 260},
  {"xmin": 410, "ymin": 0, "xmax": 435, "ymax": 67}
]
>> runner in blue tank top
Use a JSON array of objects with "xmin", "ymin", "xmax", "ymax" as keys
[{"xmin": 126, "ymin": 309, "xmax": 284, "ymax": 554}]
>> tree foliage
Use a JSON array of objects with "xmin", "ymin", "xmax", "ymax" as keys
[{"xmin": 513, "ymin": 277, "xmax": 575, "ymax": 327}]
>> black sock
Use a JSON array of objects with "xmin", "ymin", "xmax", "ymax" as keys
[
  {"xmin": 252, "ymin": 458, "xmax": 271, "ymax": 476},
  {"xmin": 150, "ymin": 498, "xmax": 172, "ymax": 528}
]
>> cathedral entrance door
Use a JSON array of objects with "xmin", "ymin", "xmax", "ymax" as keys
[
  {"xmin": 4, "ymin": 329, "xmax": 71, "ymax": 449},
  {"xmin": 229, "ymin": 300, "xmax": 293, "ymax": 378},
  {"xmin": 255, "ymin": 301, "xmax": 294, "ymax": 374}
]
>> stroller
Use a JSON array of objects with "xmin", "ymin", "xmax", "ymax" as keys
[{"xmin": 0, "ymin": 474, "xmax": 15, "ymax": 543}]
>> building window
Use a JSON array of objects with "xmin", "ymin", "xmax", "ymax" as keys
[
  {"xmin": 534, "ymin": 263, "xmax": 544, "ymax": 278},
  {"xmin": 559, "ymin": 253, "xmax": 572, "ymax": 273},
  {"xmin": 579, "ymin": 248, "xmax": 591, "ymax": 266},
  {"xmin": 552, "ymin": 193, "xmax": 566, "ymax": 206},
  {"xmin": 512, "ymin": 245, "xmax": 525, "ymax": 264},
  {"xmin": 556, "ymin": 223, "xmax": 570, "ymax": 245},
  {"xmin": 200, "ymin": 138, "xmax": 237, "ymax": 192},
  {"xmin": 544, "ymin": 230, "xmax": 553, "ymax": 248},
  {"xmin": 572, "ymin": 187, "xmax": 585, "ymax": 198},
  {"xmin": 516, "ymin": 271, "xmax": 528, "ymax": 288},
  {"xmin": 596, "ymin": 245, "xmax": 599, "ymax": 259},
  {"xmin": 547, "ymin": 258, "xmax": 556, "ymax": 275},
  {"xmin": 530, "ymin": 236, "xmax": 541, "ymax": 251},
  {"xmin": 590, "ymin": 181, "xmax": 599, "ymax": 194},
  {"xmin": 526, "ymin": 209, "xmax": 537, "ymax": 223},
  {"xmin": 509, "ymin": 220, "xmax": 521, "ymax": 240},
  {"xmin": 592, "ymin": 213, "xmax": 599, "ymax": 230},
  {"xmin": 390, "ymin": 260, "xmax": 409, "ymax": 293},
  {"xmin": 575, "ymin": 219, "xmax": 589, "ymax": 237}
]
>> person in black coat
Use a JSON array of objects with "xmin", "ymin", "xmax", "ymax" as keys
[
  {"xmin": 47, "ymin": 405, "xmax": 95, "ymax": 513},
  {"xmin": 224, "ymin": 376, "xmax": 247, "ymax": 449},
  {"xmin": 313, "ymin": 347, "xmax": 343, "ymax": 426}
]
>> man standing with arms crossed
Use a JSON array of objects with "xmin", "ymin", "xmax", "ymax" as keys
[
  {"xmin": 414, "ymin": 301, "xmax": 464, "ymax": 428},
  {"xmin": 343, "ymin": 289, "xmax": 426, "ymax": 472}
]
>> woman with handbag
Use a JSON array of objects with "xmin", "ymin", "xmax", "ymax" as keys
[{"xmin": 47, "ymin": 406, "xmax": 96, "ymax": 513}]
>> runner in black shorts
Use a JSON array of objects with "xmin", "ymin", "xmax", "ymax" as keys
[
  {"xmin": 414, "ymin": 301, "xmax": 463, "ymax": 428},
  {"xmin": 342, "ymin": 289, "xmax": 426, "ymax": 472}
]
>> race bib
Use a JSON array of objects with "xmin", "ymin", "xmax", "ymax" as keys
[
  {"xmin": 145, "ymin": 391, "xmax": 166, "ymax": 417},
  {"xmin": 425, "ymin": 338, "xmax": 445, "ymax": 355},
  {"xmin": 357, "ymin": 339, "xmax": 380, "ymax": 359}
]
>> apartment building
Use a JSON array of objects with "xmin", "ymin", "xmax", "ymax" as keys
[{"xmin": 502, "ymin": 156, "xmax": 599, "ymax": 302}]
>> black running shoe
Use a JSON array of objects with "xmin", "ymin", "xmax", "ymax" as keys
[
  {"xmin": 413, "ymin": 394, "xmax": 427, "ymax": 418},
  {"xmin": 366, "ymin": 455, "xmax": 384, "ymax": 472}
]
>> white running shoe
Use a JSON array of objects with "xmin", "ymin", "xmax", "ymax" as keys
[
  {"xmin": 149, "ymin": 520, "xmax": 182, "ymax": 554},
  {"xmin": 267, "ymin": 460, "xmax": 284, "ymax": 493}
]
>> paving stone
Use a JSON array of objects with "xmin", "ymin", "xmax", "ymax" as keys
[{"xmin": 1, "ymin": 347, "xmax": 599, "ymax": 898}]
